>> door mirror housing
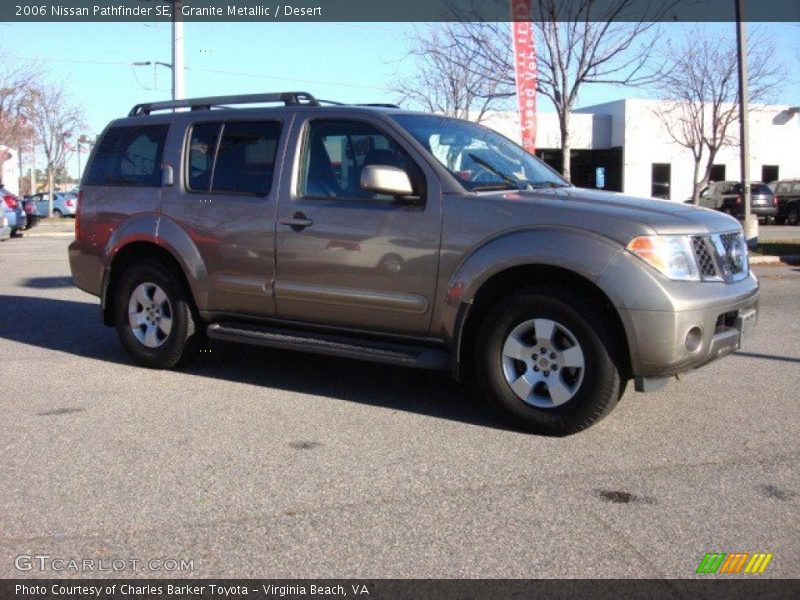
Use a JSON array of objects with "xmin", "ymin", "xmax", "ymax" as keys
[{"xmin": 360, "ymin": 164, "xmax": 414, "ymax": 198}]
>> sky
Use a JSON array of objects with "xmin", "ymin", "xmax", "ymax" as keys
[{"xmin": 1, "ymin": 20, "xmax": 798, "ymax": 177}]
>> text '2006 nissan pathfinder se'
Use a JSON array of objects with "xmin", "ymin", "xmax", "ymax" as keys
[{"xmin": 69, "ymin": 92, "xmax": 759, "ymax": 435}]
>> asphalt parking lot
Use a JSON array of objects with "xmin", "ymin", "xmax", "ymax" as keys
[{"xmin": 0, "ymin": 234, "xmax": 797, "ymax": 579}]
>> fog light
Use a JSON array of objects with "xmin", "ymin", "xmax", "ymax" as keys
[{"xmin": 685, "ymin": 327, "xmax": 703, "ymax": 353}]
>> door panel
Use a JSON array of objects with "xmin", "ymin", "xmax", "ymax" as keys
[
  {"xmin": 274, "ymin": 116, "xmax": 442, "ymax": 335},
  {"xmin": 160, "ymin": 118, "xmax": 287, "ymax": 317}
]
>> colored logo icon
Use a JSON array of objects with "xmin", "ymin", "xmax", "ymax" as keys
[{"xmin": 696, "ymin": 552, "xmax": 773, "ymax": 574}]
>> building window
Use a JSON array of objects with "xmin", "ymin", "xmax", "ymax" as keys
[
  {"xmin": 761, "ymin": 165, "xmax": 779, "ymax": 184},
  {"xmin": 710, "ymin": 164, "xmax": 726, "ymax": 182},
  {"xmin": 651, "ymin": 163, "xmax": 671, "ymax": 199}
]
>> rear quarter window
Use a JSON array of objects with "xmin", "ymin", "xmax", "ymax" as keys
[{"xmin": 86, "ymin": 125, "xmax": 169, "ymax": 187}]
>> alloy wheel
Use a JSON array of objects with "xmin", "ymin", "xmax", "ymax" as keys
[
  {"xmin": 127, "ymin": 282, "xmax": 173, "ymax": 348},
  {"xmin": 501, "ymin": 318, "xmax": 585, "ymax": 408}
]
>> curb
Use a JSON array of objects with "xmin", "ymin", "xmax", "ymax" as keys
[{"xmin": 750, "ymin": 254, "xmax": 800, "ymax": 266}]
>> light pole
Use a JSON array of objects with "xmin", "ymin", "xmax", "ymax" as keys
[
  {"xmin": 172, "ymin": 1, "xmax": 185, "ymax": 102},
  {"xmin": 735, "ymin": 0, "xmax": 753, "ymax": 245},
  {"xmin": 132, "ymin": 2, "xmax": 184, "ymax": 103}
]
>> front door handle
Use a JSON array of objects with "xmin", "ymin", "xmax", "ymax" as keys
[{"xmin": 280, "ymin": 212, "xmax": 313, "ymax": 231}]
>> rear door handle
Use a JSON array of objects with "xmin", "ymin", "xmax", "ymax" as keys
[{"xmin": 279, "ymin": 212, "xmax": 313, "ymax": 231}]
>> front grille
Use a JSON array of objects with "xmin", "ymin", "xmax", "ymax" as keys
[
  {"xmin": 692, "ymin": 237, "xmax": 718, "ymax": 278},
  {"xmin": 691, "ymin": 231, "xmax": 749, "ymax": 282}
]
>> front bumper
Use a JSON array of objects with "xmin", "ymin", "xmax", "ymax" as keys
[
  {"xmin": 599, "ymin": 251, "xmax": 759, "ymax": 379},
  {"xmin": 619, "ymin": 291, "xmax": 758, "ymax": 377}
]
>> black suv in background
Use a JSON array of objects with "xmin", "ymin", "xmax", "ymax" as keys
[
  {"xmin": 698, "ymin": 181, "xmax": 777, "ymax": 223},
  {"xmin": 770, "ymin": 179, "xmax": 800, "ymax": 226}
]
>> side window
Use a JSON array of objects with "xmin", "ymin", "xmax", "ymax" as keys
[
  {"xmin": 187, "ymin": 123, "xmax": 220, "ymax": 191},
  {"xmin": 184, "ymin": 121, "xmax": 281, "ymax": 196},
  {"xmin": 86, "ymin": 125, "xmax": 168, "ymax": 187},
  {"xmin": 301, "ymin": 120, "xmax": 423, "ymax": 201},
  {"xmin": 213, "ymin": 121, "xmax": 281, "ymax": 195}
]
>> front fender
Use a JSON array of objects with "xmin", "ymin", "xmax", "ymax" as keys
[{"xmin": 438, "ymin": 227, "xmax": 625, "ymax": 371}]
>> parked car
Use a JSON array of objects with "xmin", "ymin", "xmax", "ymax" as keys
[
  {"xmin": 30, "ymin": 192, "xmax": 79, "ymax": 218},
  {"xmin": 21, "ymin": 196, "xmax": 40, "ymax": 230},
  {"xmin": 0, "ymin": 213, "xmax": 10, "ymax": 241},
  {"xmin": 698, "ymin": 181, "xmax": 777, "ymax": 223},
  {"xmin": 69, "ymin": 92, "xmax": 759, "ymax": 435},
  {"xmin": 1, "ymin": 185, "xmax": 26, "ymax": 236},
  {"xmin": 771, "ymin": 179, "xmax": 800, "ymax": 226}
]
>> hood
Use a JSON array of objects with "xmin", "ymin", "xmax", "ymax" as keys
[{"xmin": 479, "ymin": 186, "xmax": 741, "ymax": 240}]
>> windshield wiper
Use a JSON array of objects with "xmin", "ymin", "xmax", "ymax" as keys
[
  {"xmin": 526, "ymin": 181, "xmax": 571, "ymax": 189},
  {"xmin": 471, "ymin": 183, "xmax": 521, "ymax": 192},
  {"xmin": 467, "ymin": 153, "xmax": 523, "ymax": 189}
]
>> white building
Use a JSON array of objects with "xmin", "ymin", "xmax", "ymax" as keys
[{"xmin": 482, "ymin": 98, "xmax": 800, "ymax": 200}]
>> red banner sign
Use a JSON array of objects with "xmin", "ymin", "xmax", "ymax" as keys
[{"xmin": 511, "ymin": 0, "xmax": 537, "ymax": 154}]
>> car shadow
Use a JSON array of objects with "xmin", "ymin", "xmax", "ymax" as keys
[
  {"xmin": 735, "ymin": 351, "xmax": 800, "ymax": 365},
  {"xmin": 20, "ymin": 276, "xmax": 75, "ymax": 289},
  {"xmin": 0, "ymin": 294, "xmax": 509, "ymax": 431}
]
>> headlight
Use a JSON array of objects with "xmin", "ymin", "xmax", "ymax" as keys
[{"xmin": 626, "ymin": 235, "xmax": 700, "ymax": 281}]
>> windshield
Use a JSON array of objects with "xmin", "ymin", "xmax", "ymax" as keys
[{"xmin": 392, "ymin": 114, "xmax": 568, "ymax": 192}]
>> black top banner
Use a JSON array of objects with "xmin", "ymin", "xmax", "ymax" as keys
[{"xmin": 2, "ymin": 0, "xmax": 800, "ymax": 22}]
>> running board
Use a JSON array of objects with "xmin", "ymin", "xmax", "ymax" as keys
[{"xmin": 206, "ymin": 322, "xmax": 449, "ymax": 370}]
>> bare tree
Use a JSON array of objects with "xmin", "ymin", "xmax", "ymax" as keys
[
  {"xmin": 420, "ymin": 0, "xmax": 676, "ymax": 180},
  {"xmin": 652, "ymin": 28, "xmax": 784, "ymax": 203},
  {"xmin": 390, "ymin": 25, "xmax": 514, "ymax": 122},
  {"xmin": 0, "ymin": 51, "xmax": 41, "ymax": 185},
  {"xmin": 27, "ymin": 83, "xmax": 86, "ymax": 216}
]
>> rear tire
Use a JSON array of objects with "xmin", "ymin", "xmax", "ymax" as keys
[
  {"xmin": 787, "ymin": 205, "xmax": 800, "ymax": 226},
  {"xmin": 475, "ymin": 285, "xmax": 626, "ymax": 436},
  {"xmin": 113, "ymin": 259, "xmax": 203, "ymax": 369},
  {"xmin": 774, "ymin": 216, "xmax": 786, "ymax": 226},
  {"xmin": 53, "ymin": 209, "xmax": 63, "ymax": 219}
]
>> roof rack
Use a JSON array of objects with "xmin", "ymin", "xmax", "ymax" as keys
[{"xmin": 128, "ymin": 91, "xmax": 319, "ymax": 116}]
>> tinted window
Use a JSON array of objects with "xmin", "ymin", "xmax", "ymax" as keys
[
  {"xmin": 212, "ymin": 121, "xmax": 281, "ymax": 195},
  {"xmin": 187, "ymin": 123, "xmax": 220, "ymax": 191},
  {"xmin": 651, "ymin": 163, "xmax": 670, "ymax": 199},
  {"xmin": 750, "ymin": 183, "xmax": 772, "ymax": 195},
  {"xmin": 301, "ymin": 120, "xmax": 423, "ymax": 201},
  {"xmin": 86, "ymin": 125, "xmax": 168, "ymax": 187}
]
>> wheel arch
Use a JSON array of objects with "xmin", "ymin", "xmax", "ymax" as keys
[
  {"xmin": 452, "ymin": 264, "xmax": 631, "ymax": 382},
  {"xmin": 102, "ymin": 241, "xmax": 199, "ymax": 327}
]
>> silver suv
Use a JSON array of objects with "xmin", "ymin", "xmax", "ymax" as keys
[{"xmin": 69, "ymin": 92, "xmax": 759, "ymax": 435}]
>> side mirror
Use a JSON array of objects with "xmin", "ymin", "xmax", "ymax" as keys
[
  {"xmin": 161, "ymin": 164, "xmax": 174, "ymax": 187},
  {"xmin": 360, "ymin": 164, "xmax": 414, "ymax": 198}
]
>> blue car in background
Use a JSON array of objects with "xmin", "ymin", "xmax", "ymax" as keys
[
  {"xmin": 30, "ymin": 192, "xmax": 78, "ymax": 218},
  {"xmin": 2, "ymin": 185, "xmax": 26, "ymax": 237}
]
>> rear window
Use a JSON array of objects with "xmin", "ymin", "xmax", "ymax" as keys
[
  {"xmin": 751, "ymin": 184, "xmax": 772, "ymax": 195},
  {"xmin": 86, "ymin": 125, "xmax": 169, "ymax": 187}
]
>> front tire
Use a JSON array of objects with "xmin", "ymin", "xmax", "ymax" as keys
[
  {"xmin": 475, "ymin": 285, "xmax": 626, "ymax": 435},
  {"xmin": 113, "ymin": 259, "xmax": 203, "ymax": 369}
]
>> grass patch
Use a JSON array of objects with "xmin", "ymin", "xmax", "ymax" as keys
[{"xmin": 751, "ymin": 241, "xmax": 800, "ymax": 256}]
